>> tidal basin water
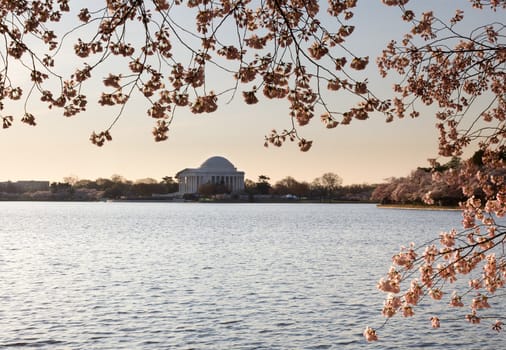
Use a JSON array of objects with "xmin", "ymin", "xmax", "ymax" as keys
[{"xmin": 1, "ymin": 202, "xmax": 504, "ymax": 349}]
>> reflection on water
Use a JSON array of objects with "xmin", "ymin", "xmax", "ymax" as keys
[{"xmin": 0, "ymin": 202, "xmax": 503, "ymax": 349}]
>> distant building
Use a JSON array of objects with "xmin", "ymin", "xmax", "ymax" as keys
[
  {"xmin": 16, "ymin": 181, "xmax": 51, "ymax": 192},
  {"xmin": 0, "ymin": 180, "xmax": 50, "ymax": 192},
  {"xmin": 175, "ymin": 156, "xmax": 245, "ymax": 194}
]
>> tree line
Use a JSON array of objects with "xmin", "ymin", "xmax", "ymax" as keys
[
  {"xmin": 371, "ymin": 157, "xmax": 466, "ymax": 206},
  {"xmin": 0, "ymin": 160, "xmax": 487, "ymax": 205},
  {"xmin": 244, "ymin": 173, "xmax": 375, "ymax": 202},
  {"xmin": 0, "ymin": 161, "xmax": 481, "ymax": 204},
  {"xmin": 0, "ymin": 172, "xmax": 376, "ymax": 202},
  {"xmin": 0, "ymin": 175, "xmax": 179, "ymax": 201}
]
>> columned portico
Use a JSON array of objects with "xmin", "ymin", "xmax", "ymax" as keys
[{"xmin": 175, "ymin": 156, "xmax": 245, "ymax": 194}]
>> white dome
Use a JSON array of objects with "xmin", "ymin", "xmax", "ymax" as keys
[{"xmin": 200, "ymin": 156, "xmax": 236, "ymax": 171}]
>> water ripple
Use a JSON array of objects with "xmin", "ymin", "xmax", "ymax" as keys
[{"xmin": 1, "ymin": 202, "xmax": 504, "ymax": 349}]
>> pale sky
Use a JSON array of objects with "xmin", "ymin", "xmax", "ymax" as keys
[{"xmin": 0, "ymin": 1, "xmax": 501, "ymax": 185}]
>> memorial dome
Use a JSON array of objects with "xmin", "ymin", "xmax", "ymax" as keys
[
  {"xmin": 200, "ymin": 156, "xmax": 236, "ymax": 171},
  {"xmin": 176, "ymin": 156, "xmax": 245, "ymax": 194}
]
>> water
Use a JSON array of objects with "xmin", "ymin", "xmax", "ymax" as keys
[{"xmin": 0, "ymin": 202, "xmax": 504, "ymax": 349}]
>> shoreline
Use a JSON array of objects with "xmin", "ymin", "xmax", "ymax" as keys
[{"xmin": 376, "ymin": 204, "xmax": 461, "ymax": 211}]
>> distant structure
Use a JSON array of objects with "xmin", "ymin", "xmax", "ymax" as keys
[
  {"xmin": 0, "ymin": 180, "xmax": 50, "ymax": 192},
  {"xmin": 175, "ymin": 156, "xmax": 245, "ymax": 194}
]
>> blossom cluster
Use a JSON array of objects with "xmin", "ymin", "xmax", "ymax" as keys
[
  {"xmin": 365, "ymin": 0, "xmax": 506, "ymax": 342},
  {"xmin": 0, "ymin": 0, "xmax": 394, "ymax": 148},
  {"xmin": 367, "ymin": 168, "xmax": 506, "ymax": 341}
]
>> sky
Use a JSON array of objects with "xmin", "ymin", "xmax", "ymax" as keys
[{"xmin": 0, "ymin": 1, "xmax": 501, "ymax": 185}]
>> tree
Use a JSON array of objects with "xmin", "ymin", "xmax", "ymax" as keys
[
  {"xmin": 256, "ymin": 175, "xmax": 272, "ymax": 195},
  {"xmin": 50, "ymin": 181, "xmax": 74, "ymax": 199},
  {"xmin": 364, "ymin": 1, "xmax": 506, "ymax": 342},
  {"xmin": 134, "ymin": 177, "xmax": 158, "ymax": 184},
  {"xmin": 244, "ymin": 178, "xmax": 257, "ymax": 194},
  {"xmin": 371, "ymin": 168, "xmax": 433, "ymax": 204},
  {"xmin": 63, "ymin": 175, "xmax": 79, "ymax": 186},
  {"xmin": 1, "ymin": 0, "xmax": 505, "ymax": 341},
  {"xmin": 310, "ymin": 177, "xmax": 325, "ymax": 201},
  {"xmin": 198, "ymin": 182, "xmax": 229, "ymax": 197},
  {"xmin": 110, "ymin": 174, "xmax": 129, "ymax": 184},
  {"xmin": 244, "ymin": 175, "xmax": 272, "ymax": 196},
  {"xmin": 162, "ymin": 176, "xmax": 179, "ymax": 193},
  {"xmin": 273, "ymin": 176, "xmax": 309, "ymax": 197},
  {"xmin": 371, "ymin": 165, "xmax": 466, "ymax": 205},
  {"xmin": 313, "ymin": 172, "xmax": 343, "ymax": 200},
  {"xmin": 103, "ymin": 183, "xmax": 127, "ymax": 199},
  {"xmin": 1, "ymin": 0, "xmax": 387, "ymax": 150},
  {"xmin": 95, "ymin": 178, "xmax": 115, "ymax": 191},
  {"xmin": 131, "ymin": 178, "xmax": 167, "ymax": 196},
  {"xmin": 102, "ymin": 174, "xmax": 131, "ymax": 198}
]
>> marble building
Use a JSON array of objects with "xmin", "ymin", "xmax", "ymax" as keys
[{"xmin": 175, "ymin": 156, "xmax": 245, "ymax": 194}]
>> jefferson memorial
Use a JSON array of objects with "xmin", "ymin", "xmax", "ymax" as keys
[{"xmin": 175, "ymin": 156, "xmax": 245, "ymax": 194}]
